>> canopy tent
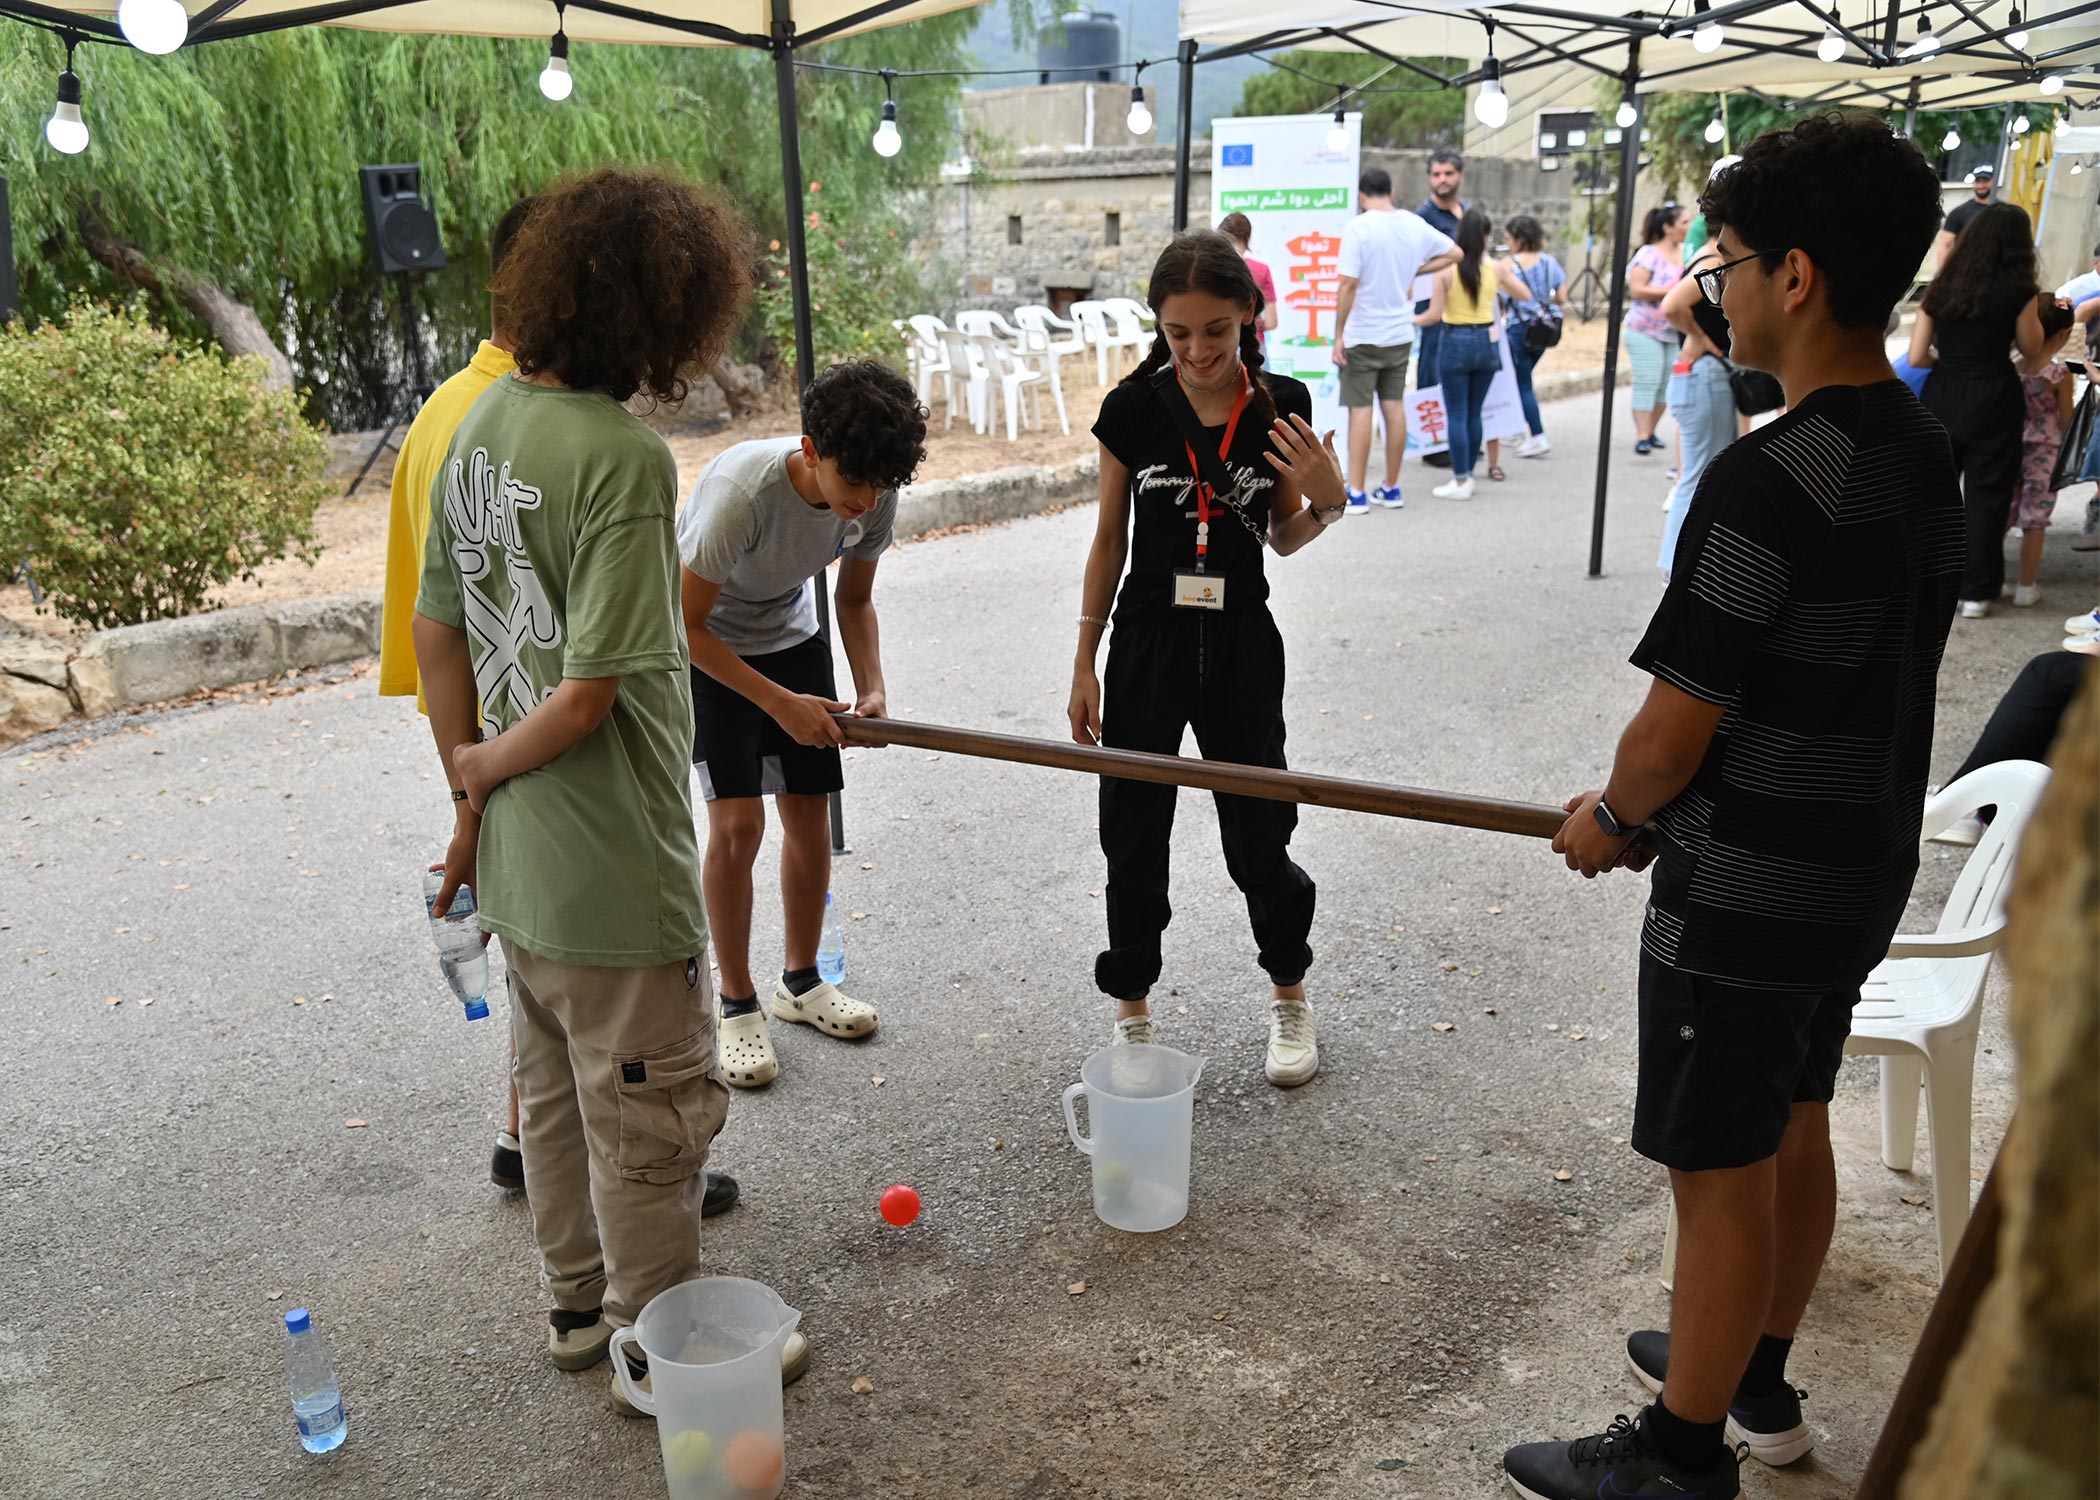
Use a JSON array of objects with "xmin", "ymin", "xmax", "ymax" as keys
[
  {"xmin": 0, "ymin": 0, "xmax": 993, "ymax": 850},
  {"xmin": 1174, "ymin": 0, "xmax": 2100, "ymax": 574}
]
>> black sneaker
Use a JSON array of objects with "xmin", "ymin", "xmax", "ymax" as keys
[
  {"xmin": 491, "ymin": 1133, "xmax": 525, "ymax": 1193},
  {"xmin": 1627, "ymin": 1330, "xmax": 1815, "ymax": 1466},
  {"xmin": 698, "ymin": 1170, "xmax": 739, "ymax": 1219},
  {"xmin": 1504, "ymin": 1410, "xmax": 1742, "ymax": 1500}
]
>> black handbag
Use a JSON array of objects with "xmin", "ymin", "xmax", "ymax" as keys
[
  {"xmin": 1719, "ymin": 356, "xmax": 1784, "ymax": 416},
  {"xmin": 1522, "ymin": 315, "xmax": 1563, "ymax": 351},
  {"xmin": 2050, "ymin": 375, "xmax": 2097, "ymax": 492}
]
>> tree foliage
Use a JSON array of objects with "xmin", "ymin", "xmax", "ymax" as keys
[
  {"xmin": 0, "ymin": 300, "xmax": 329, "ymax": 629},
  {"xmin": 0, "ymin": 19, "xmax": 981, "ymax": 428},
  {"xmin": 1234, "ymin": 52, "xmax": 1464, "ymax": 150}
]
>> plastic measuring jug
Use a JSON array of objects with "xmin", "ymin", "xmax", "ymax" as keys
[
  {"xmin": 1062, "ymin": 1043, "xmax": 1207, "ymax": 1232},
  {"xmin": 608, "ymin": 1277, "xmax": 802, "ymax": 1500}
]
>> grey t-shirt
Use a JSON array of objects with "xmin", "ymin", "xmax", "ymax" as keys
[{"xmin": 676, "ymin": 437, "xmax": 897, "ymax": 656}]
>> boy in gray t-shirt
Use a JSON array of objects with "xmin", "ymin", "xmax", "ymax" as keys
[{"xmin": 677, "ymin": 359, "xmax": 928, "ymax": 1088}]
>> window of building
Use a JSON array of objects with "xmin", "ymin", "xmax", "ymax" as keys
[
  {"xmin": 1007, "ymin": 215, "xmax": 1024, "ymax": 245},
  {"xmin": 1104, "ymin": 212, "xmax": 1121, "ymax": 246}
]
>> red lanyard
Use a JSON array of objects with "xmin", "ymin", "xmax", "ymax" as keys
[{"xmin": 1182, "ymin": 368, "xmax": 1250, "ymax": 574}]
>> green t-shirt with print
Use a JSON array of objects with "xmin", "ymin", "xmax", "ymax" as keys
[{"xmin": 416, "ymin": 375, "xmax": 706, "ymax": 967}]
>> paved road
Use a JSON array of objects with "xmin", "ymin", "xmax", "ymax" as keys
[{"xmin": 4, "ymin": 386, "xmax": 2080, "ymax": 1498}]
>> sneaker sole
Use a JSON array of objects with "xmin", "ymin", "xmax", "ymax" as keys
[
  {"xmin": 722, "ymin": 1061, "xmax": 780, "ymax": 1088},
  {"xmin": 551, "ymin": 1328, "xmax": 614, "ymax": 1373},
  {"xmin": 1627, "ymin": 1352, "xmax": 1815, "ymax": 1466},
  {"xmin": 1265, "ymin": 1052, "xmax": 1319, "ymax": 1087},
  {"xmin": 1509, "ymin": 1480, "xmax": 1738, "ymax": 1500}
]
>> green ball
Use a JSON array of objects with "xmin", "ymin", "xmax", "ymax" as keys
[
  {"xmin": 1096, "ymin": 1161, "xmax": 1134, "ymax": 1204},
  {"xmin": 664, "ymin": 1428, "xmax": 715, "ymax": 1481}
]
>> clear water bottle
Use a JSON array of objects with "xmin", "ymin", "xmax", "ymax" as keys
[
  {"xmin": 423, "ymin": 866, "xmax": 490, "ymax": 1021},
  {"xmin": 283, "ymin": 1308, "xmax": 347, "ymax": 1454},
  {"xmin": 817, "ymin": 891, "xmax": 846, "ymax": 986}
]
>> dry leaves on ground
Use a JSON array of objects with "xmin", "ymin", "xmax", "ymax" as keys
[
  {"xmin": 852, "ymin": 1376, "xmax": 875, "ymax": 1395},
  {"xmin": 1066, "ymin": 1280, "xmax": 1087, "ymax": 1296}
]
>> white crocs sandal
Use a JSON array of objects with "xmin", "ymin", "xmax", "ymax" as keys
[
  {"xmin": 771, "ymin": 978, "xmax": 879, "ymax": 1038},
  {"xmin": 718, "ymin": 1006, "xmax": 780, "ymax": 1087}
]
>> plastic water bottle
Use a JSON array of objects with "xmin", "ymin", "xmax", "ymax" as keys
[
  {"xmin": 422, "ymin": 867, "xmax": 490, "ymax": 1021},
  {"xmin": 817, "ymin": 892, "xmax": 846, "ymax": 986},
  {"xmin": 283, "ymin": 1308, "xmax": 347, "ymax": 1454}
]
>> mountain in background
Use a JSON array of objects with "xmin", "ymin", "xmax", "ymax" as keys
[{"xmin": 962, "ymin": 0, "xmax": 1267, "ymax": 141}]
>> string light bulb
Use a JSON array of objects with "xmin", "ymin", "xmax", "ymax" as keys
[
  {"xmin": 1127, "ymin": 79, "xmax": 1151, "ymax": 135},
  {"xmin": 2074, "ymin": 160, "xmax": 2085, "ymax": 174},
  {"xmin": 1615, "ymin": 97, "xmax": 1638, "ymax": 129},
  {"xmin": 1472, "ymin": 21, "xmax": 1508, "ymax": 128},
  {"xmin": 1705, "ymin": 111, "xmax": 1726, "ymax": 144},
  {"xmin": 1817, "ymin": 22, "xmax": 1846, "ymax": 62},
  {"xmin": 1692, "ymin": 0, "xmax": 1724, "ymax": 52},
  {"xmin": 2006, "ymin": 7, "xmax": 2028, "ymax": 48},
  {"xmin": 1942, "ymin": 125, "xmax": 1962, "ymax": 151},
  {"xmin": 539, "ymin": 22, "xmax": 572, "ymax": 100},
  {"xmin": 117, "ymin": 0, "xmax": 188, "ymax": 54},
  {"xmin": 45, "ymin": 40, "xmax": 88, "ymax": 155},
  {"xmin": 872, "ymin": 74, "xmax": 902, "ymax": 158},
  {"xmin": 2056, "ymin": 112, "xmax": 2072, "ymax": 136},
  {"xmin": 1909, "ymin": 12, "xmax": 1941, "ymax": 57},
  {"xmin": 2014, "ymin": 108, "xmax": 2031, "ymax": 133},
  {"xmin": 1328, "ymin": 104, "xmax": 1349, "ymax": 152},
  {"xmin": 2041, "ymin": 72, "xmax": 2066, "ymax": 94}
]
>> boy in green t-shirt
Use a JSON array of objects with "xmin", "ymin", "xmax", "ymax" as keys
[{"xmin": 414, "ymin": 169, "xmax": 807, "ymax": 1407}]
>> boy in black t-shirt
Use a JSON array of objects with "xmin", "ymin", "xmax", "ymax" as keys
[{"xmin": 1503, "ymin": 115, "xmax": 1961, "ymax": 1500}]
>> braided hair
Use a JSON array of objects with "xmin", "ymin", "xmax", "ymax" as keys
[{"xmin": 1123, "ymin": 230, "xmax": 1278, "ymax": 435}]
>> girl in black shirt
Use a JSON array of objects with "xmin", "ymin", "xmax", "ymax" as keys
[
  {"xmin": 1909, "ymin": 201, "xmax": 2045, "ymax": 613},
  {"xmin": 1067, "ymin": 231, "xmax": 1349, "ymax": 1087}
]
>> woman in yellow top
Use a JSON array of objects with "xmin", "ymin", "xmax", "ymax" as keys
[{"xmin": 1415, "ymin": 208, "xmax": 1532, "ymax": 500}]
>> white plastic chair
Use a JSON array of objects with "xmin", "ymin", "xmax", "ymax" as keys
[
  {"xmin": 1011, "ymin": 305, "xmax": 1082, "ymax": 436},
  {"xmin": 929, "ymin": 326, "xmax": 988, "ymax": 433},
  {"xmin": 954, "ymin": 309, "xmax": 1026, "ymax": 348},
  {"xmin": 970, "ymin": 333, "xmax": 1046, "ymax": 440},
  {"xmin": 1658, "ymin": 759, "xmax": 2052, "ymax": 1286},
  {"xmin": 906, "ymin": 315, "xmax": 956, "ymax": 415},
  {"xmin": 1102, "ymin": 295, "xmax": 1158, "ymax": 335},
  {"xmin": 1069, "ymin": 300, "xmax": 1149, "ymax": 386}
]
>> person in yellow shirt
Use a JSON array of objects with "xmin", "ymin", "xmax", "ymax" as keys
[{"xmin": 378, "ymin": 196, "xmax": 737, "ymax": 1222}]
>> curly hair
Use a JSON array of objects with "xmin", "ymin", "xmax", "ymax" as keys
[
  {"xmin": 1923, "ymin": 201, "xmax": 2039, "ymax": 322},
  {"xmin": 1123, "ymin": 230, "xmax": 1278, "ymax": 435},
  {"xmin": 802, "ymin": 359, "xmax": 928, "ymax": 493},
  {"xmin": 1506, "ymin": 214, "xmax": 1545, "ymax": 252},
  {"xmin": 1701, "ymin": 111, "xmax": 1943, "ymax": 330},
  {"xmin": 492, "ymin": 168, "xmax": 750, "ymax": 407}
]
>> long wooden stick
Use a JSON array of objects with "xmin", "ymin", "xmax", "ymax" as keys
[{"xmin": 831, "ymin": 715, "xmax": 1567, "ymax": 840}]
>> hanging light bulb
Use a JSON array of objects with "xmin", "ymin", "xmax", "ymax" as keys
[
  {"xmin": 1817, "ymin": 22, "xmax": 1846, "ymax": 62},
  {"xmin": 1692, "ymin": 0, "xmax": 1724, "ymax": 53},
  {"xmin": 2056, "ymin": 112, "xmax": 2073, "ymax": 136},
  {"xmin": 1942, "ymin": 125, "xmax": 1962, "ymax": 151},
  {"xmin": 1126, "ymin": 79, "xmax": 1151, "ymax": 135},
  {"xmin": 872, "ymin": 98, "xmax": 901, "ymax": 157},
  {"xmin": 1328, "ymin": 105, "xmax": 1349, "ymax": 153},
  {"xmin": 2006, "ymin": 6, "xmax": 2028, "ymax": 48},
  {"xmin": 1615, "ymin": 97, "xmax": 1638, "ymax": 129},
  {"xmin": 2074, "ymin": 160, "xmax": 2086, "ymax": 174},
  {"xmin": 117, "ymin": 0, "xmax": 188, "ymax": 54},
  {"xmin": 2014, "ymin": 108, "xmax": 2032, "ymax": 133},
  {"xmin": 539, "ymin": 26, "xmax": 572, "ymax": 100},
  {"xmin": 1705, "ymin": 111, "xmax": 1727, "ymax": 144},
  {"xmin": 2041, "ymin": 71, "xmax": 2066, "ymax": 94},
  {"xmin": 1907, "ymin": 12, "xmax": 1941, "ymax": 57},
  {"xmin": 46, "ymin": 64, "xmax": 88, "ymax": 155},
  {"xmin": 1474, "ymin": 61, "xmax": 1508, "ymax": 128}
]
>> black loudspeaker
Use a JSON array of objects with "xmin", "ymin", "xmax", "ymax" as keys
[
  {"xmin": 0, "ymin": 175, "xmax": 20, "ymax": 322},
  {"xmin": 358, "ymin": 164, "xmax": 446, "ymax": 276}
]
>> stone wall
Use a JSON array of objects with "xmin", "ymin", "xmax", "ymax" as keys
[{"xmin": 928, "ymin": 143, "xmax": 1591, "ymax": 315}]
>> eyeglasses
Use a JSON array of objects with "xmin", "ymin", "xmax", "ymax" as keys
[{"xmin": 1695, "ymin": 250, "xmax": 1771, "ymax": 304}]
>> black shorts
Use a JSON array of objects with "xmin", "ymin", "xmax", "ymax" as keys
[
  {"xmin": 690, "ymin": 636, "xmax": 844, "ymax": 803},
  {"xmin": 1631, "ymin": 952, "xmax": 1860, "ymax": 1173}
]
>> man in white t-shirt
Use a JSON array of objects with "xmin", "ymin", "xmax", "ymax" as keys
[{"xmin": 1333, "ymin": 167, "xmax": 1458, "ymax": 512}]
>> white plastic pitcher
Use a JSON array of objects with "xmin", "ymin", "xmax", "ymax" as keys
[
  {"xmin": 608, "ymin": 1277, "xmax": 802, "ymax": 1500},
  {"xmin": 1062, "ymin": 1043, "xmax": 1206, "ymax": 1232}
]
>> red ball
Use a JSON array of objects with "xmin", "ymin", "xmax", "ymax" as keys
[{"xmin": 879, "ymin": 1184, "xmax": 921, "ymax": 1226}]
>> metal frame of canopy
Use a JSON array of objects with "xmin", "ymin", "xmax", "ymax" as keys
[
  {"xmin": 0, "ymin": 0, "xmax": 989, "ymax": 850},
  {"xmin": 1170, "ymin": 0, "xmax": 2100, "ymax": 576}
]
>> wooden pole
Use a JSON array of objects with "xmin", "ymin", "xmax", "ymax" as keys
[{"xmin": 832, "ymin": 715, "xmax": 1567, "ymax": 840}]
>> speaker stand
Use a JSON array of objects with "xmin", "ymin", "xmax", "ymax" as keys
[{"xmin": 344, "ymin": 275, "xmax": 437, "ymax": 500}]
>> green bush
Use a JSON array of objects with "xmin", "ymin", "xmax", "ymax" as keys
[
  {"xmin": 0, "ymin": 300, "xmax": 328, "ymax": 630},
  {"xmin": 755, "ymin": 201, "xmax": 936, "ymax": 376}
]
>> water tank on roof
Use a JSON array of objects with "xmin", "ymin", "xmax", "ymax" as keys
[{"xmin": 1038, "ymin": 9, "xmax": 1121, "ymax": 83}]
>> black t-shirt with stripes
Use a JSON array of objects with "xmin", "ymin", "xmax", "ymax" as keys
[{"xmin": 1631, "ymin": 379, "xmax": 1965, "ymax": 989}]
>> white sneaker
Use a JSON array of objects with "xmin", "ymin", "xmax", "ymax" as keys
[
  {"xmin": 772, "ymin": 976, "xmax": 879, "ymax": 1037},
  {"xmin": 1929, "ymin": 813, "xmax": 1986, "ymax": 847},
  {"xmin": 1431, "ymin": 477, "xmax": 1475, "ymax": 500},
  {"xmin": 718, "ymin": 1005, "xmax": 780, "ymax": 1088},
  {"xmin": 1112, "ymin": 1012, "xmax": 1157, "ymax": 1046},
  {"xmin": 1265, "ymin": 999, "xmax": 1319, "ymax": 1087},
  {"xmin": 1958, "ymin": 599, "xmax": 1990, "ymax": 619},
  {"xmin": 2064, "ymin": 607, "xmax": 2100, "ymax": 635},
  {"xmin": 2012, "ymin": 584, "xmax": 2043, "ymax": 608},
  {"xmin": 1517, "ymin": 434, "xmax": 1550, "ymax": 457}
]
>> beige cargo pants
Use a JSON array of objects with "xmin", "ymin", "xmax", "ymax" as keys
[{"xmin": 503, "ymin": 940, "xmax": 731, "ymax": 1327}]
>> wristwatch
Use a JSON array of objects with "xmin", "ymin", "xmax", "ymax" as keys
[
  {"xmin": 1592, "ymin": 797, "xmax": 1634, "ymax": 839},
  {"xmin": 1311, "ymin": 500, "xmax": 1346, "ymax": 526}
]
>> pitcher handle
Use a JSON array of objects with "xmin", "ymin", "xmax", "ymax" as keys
[
  {"xmin": 1061, "ymin": 1082, "xmax": 1093, "ymax": 1156},
  {"xmin": 606, "ymin": 1326, "xmax": 657, "ymax": 1418}
]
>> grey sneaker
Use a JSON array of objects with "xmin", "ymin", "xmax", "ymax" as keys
[{"xmin": 549, "ymin": 1307, "xmax": 614, "ymax": 1372}]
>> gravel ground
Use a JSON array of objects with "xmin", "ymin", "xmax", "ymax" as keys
[{"xmin": 3, "ymin": 383, "xmax": 2084, "ymax": 1499}]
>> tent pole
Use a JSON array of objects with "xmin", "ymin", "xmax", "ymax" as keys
[
  {"xmin": 1173, "ymin": 37, "xmax": 1197, "ymax": 230},
  {"xmin": 772, "ymin": 0, "xmax": 849, "ymax": 854},
  {"xmin": 1588, "ymin": 46, "xmax": 1642, "ymax": 579}
]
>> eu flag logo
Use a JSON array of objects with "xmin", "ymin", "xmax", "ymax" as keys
[{"xmin": 1220, "ymin": 144, "xmax": 1254, "ymax": 167}]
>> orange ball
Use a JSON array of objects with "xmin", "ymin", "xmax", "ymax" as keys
[
  {"xmin": 722, "ymin": 1428, "xmax": 784, "ymax": 1492},
  {"xmin": 879, "ymin": 1184, "xmax": 921, "ymax": 1226}
]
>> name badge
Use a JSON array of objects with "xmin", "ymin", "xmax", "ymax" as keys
[{"xmin": 1172, "ymin": 572, "xmax": 1226, "ymax": 611}]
